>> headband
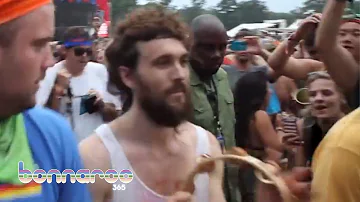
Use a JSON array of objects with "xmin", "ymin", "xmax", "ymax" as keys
[
  {"xmin": 0, "ymin": 0, "xmax": 51, "ymax": 25},
  {"xmin": 64, "ymin": 38, "xmax": 93, "ymax": 48},
  {"xmin": 343, "ymin": 18, "xmax": 360, "ymax": 24}
]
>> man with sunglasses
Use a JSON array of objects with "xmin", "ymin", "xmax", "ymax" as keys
[{"xmin": 37, "ymin": 26, "xmax": 119, "ymax": 142}]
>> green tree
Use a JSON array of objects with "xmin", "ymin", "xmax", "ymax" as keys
[
  {"xmin": 267, "ymin": 12, "xmax": 297, "ymax": 25},
  {"xmin": 215, "ymin": 0, "xmax": 238, "ymax": 29},
  {"xmin": 178, "ymin": 0, "xmax": 208, "ymax": 24},
  {"xmin": 301, "ymin": 0, "xmax": 326, "ymax": 13},
  {"xmin": 111, "ymin": 0, "xmax": 137, "ymax": 23},
  {"xmin": 192, "ymin": 0, "xmax": 206, "ymax": 9},
  {"xmin": 159, "ymin": 0, "xmax": 172, "ymax": 7},
  {"xmin": 237, "ymin": 0, "xmax": 269, "ymax": 23}
]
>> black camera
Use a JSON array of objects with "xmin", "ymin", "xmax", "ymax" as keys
[{"xmin": 80, "ymin": 94, "xmax": 99, "ymax": 114}]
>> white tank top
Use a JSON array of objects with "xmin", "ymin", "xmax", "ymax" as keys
[{"xmin": 95, "ymin": 124, "xmax": 210, "ymax": 202}]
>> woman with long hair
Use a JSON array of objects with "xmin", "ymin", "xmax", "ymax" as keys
[
  {"xmin": 295, "ymin": 71, "xmax": 347, "ymax": 166},
  {"xmin": 234, "ymin": 71, "xmax": 293, "ymax": 202},
  {"xmin": 234, "ymin": 71, "xmax": 287, "ymax": 157}
]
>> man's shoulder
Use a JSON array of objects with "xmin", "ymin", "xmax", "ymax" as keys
[
  {"xmin": 216, "ymin": 67, "xmax": 230, "ymax": 80},
  {"xmin": 24, "ymin": 106, "xmax": 75, "ymax": 140},
  {"xmin": 43, "ymin": 61, "xmax": 64, "ymax": 78},
  {"xmin": 87, "ymin": 62, "xmax": 107, "ymax": 71},
  {"xmin": 86, "ymin": 62, "xmax": 108, "ymax": 79},
  {"xmin": 25, "ymin": 106, "xmax": 65, "ymax": 121}
]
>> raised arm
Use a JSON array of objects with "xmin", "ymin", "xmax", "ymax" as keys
[
  {"xmin": 268, "ymin": 40, "xmax": 325, "ymax": 80},
  {"xmin": 268, "ymin": 15, "xmax": 325, "ymax": 80},
  {"xmin": 315, "ymin": 0, "xmax": 359, "ymax": 91}
]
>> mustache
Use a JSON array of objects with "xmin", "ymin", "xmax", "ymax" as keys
[{"xmin": 166, "ymin": 82, "xmax": 187, "ymax": 95}]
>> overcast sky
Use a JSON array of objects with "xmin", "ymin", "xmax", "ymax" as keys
[{"xmin": 138, "ymin": 0, "xmax": 304, "ymax": 12}]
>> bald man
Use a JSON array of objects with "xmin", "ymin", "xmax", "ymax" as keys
[
  {"xmin": 0, "ymin": 1, "xmax": 91, "ymax": 201},
  {"xmin": 188, "ymin": 14, "xmax": 239, "ymax": 202}
]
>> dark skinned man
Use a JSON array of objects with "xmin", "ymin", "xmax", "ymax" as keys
[{"xmin": 189, "ymin": 14, "xmax": 239, "ymax": 202}]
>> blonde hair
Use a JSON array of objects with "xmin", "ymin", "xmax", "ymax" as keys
[{"xmin": 306, "ymin": 71, "xmax": 350, "ymax": 114}]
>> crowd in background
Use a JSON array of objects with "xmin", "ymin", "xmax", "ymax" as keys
[{"xmin": 0, "ymin": 0, "xmax": 359, "ymax": 202}]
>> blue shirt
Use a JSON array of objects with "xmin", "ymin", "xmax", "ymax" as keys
[
  {"xmin": 266, "ymin": 84, "xmax": 281, "ymax": 115},
  {"xmin": 3, "ymin": 107, "xmax": 92, "ymax": 202},
  {"xmin": 223, "ymin": 65, "xmax": 281, "ymax": 115}
]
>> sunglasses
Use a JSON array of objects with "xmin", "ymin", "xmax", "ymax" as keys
[{"xmin": 73, "ymin": 47, "xmax": 93, "ymax": 57}]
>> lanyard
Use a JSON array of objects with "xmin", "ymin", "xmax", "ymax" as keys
[
  {"xmin": 204, "ymin": 77, "xmax": 225, "ymax": 149},
  {"xmin": 64, "ymin": 87, "xmax": 75, "ymax": 129}
]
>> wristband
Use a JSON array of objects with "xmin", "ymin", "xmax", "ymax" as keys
[{"xmin": 276, "ymin": 127, "xmax": 284, "ymax": 132}]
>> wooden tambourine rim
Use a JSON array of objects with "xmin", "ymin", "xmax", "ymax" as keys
[{"xmin": 181, "ymin": 152, "xmax": 296, "ymax": 202}]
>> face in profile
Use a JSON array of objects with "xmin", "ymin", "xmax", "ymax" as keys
[
  {"xmin": 132, "ymin": 38, "xmax": 192, "ymax": 127},
  {"xmin": 0, "ymin": 5, "xmax": 54, "ymax": 112},
  {"xmin": 339, "ymin": 22, "xmax": 360, "ymax": 60},
  {"xmin": 308, "ymin": 78, "xmax": 342, "ymax": 119}
]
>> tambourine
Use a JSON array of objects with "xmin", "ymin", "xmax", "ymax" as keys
[{"xmin": 180, "ymin": 147, "xmax": 297, "ymax": 202}]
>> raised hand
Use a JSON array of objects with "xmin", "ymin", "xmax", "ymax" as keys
[
  {"xmin": 244, "ymin": 36, "xmax": 262, "ymax": 55},
  {"xmin": 257, "ymin": 167, "xmax": 312, "ymax": 202},
  {"xmin": 287, "ymin": 14, "xmax": 321, "ymax": 54},
  {"xmin": 55, "ymin": 68, "xmax": 71, "ymax": 89},
  {"xmin": 292, "ymin": 14, "xmax": 321, "ymax": 42}
]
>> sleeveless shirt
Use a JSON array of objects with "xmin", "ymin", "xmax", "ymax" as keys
[{"xmin": 95, "ymin": 124, "xmax": 210, "ymax": 202}]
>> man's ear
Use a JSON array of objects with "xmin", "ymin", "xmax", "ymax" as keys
[{"xmin": 119, "ymin": 66, "xmax": 135, "ymax": 89}]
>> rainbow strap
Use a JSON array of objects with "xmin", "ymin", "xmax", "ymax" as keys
[{"xmin": 0, "ymin": 182, "xmax": 42, "ymax": 200}]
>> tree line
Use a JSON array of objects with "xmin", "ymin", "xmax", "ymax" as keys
[{"xmin": 111, "ymin": 0, "xmax": 360, "ymax": 30}]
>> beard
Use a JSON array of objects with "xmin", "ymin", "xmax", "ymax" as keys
[{"xmin": 137, "ymin": 78, "xmax": 193, "ymax": 128}]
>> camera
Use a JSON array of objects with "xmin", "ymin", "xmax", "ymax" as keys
[{"xmin": 80, "ymin": 94, "xmax": 99, "ymax": 114}]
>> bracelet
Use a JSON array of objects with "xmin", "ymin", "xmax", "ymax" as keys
[{"xmin": 276, "ymin": 127, "xmax": 284, "ymax": 132}]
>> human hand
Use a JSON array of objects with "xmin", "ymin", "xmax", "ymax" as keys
[
  {"xmin": 282, "ymin": 134, "xmax": 304, "ymax": 147},
  {"xmin": 292, "ymin": 14, "xmax": 321, "ymax": 42},
  {"xmin": 55, "ymin": 68, "xmax": 71, "ymax": 89},
  {"xmin": 256, "ymin": 167, "xmax": 312, "ymax": 202},
  {"xmin": 244, "ymin": 36, "xmax": 262, "ymax": 55},
  {"xmin": 88, "ymin": 89, "xmax": 105, "ymax": 109},
  {"xmin": 287, "ymin": 14, "xmax": 321, "ymax": 54}
]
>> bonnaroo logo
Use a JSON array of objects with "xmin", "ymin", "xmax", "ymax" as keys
[{"xmin": 18, "ymin": 161, "xmax": 134, "ymax": 184}]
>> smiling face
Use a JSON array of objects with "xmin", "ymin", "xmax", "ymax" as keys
[
  {"xmin": 65, "ymin": 45, "xmax": 92, "ymax": 68},
  {"xmin": 339, "ymin": 22, "xmax": 360, "ymax": 61},
  {"xmin": 308, "ymin": 78, "xmax": 342, "ymax": 119},
  {"xmin": 126, "ymin": 38, "xmax": 192, "ymax": 127},
  {"xmin": 0, "ymin": 4, "xmax": 55, "ymax": 114}
]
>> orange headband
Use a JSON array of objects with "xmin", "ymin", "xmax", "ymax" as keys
[{"xmin": 0, "ymin": 0, "xmax": 51, "ymax": 25}]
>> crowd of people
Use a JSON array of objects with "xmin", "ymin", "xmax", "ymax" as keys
[{"xmin": 0, "ymin": 0, "xmax": 359, "ymax": 202}]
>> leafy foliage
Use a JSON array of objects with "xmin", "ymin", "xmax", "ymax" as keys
[{"xmin": 111, "ymin": 0, "xmax": 360, "ymax": 30}]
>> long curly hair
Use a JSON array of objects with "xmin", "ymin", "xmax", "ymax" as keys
[{"xmin": 105, "ymin": 6, "xmax": 191, "ymax": 112}]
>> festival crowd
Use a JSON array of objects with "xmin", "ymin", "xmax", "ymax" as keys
[{"xmin": 0, "ymin": 0, "xmax": 359, "ymax": 202}]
